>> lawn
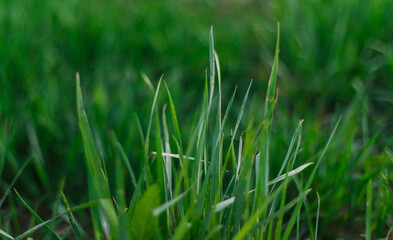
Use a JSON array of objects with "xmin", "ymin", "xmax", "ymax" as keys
[{"xmin": 1, "ymin": 0, "xmax": 393, "ymax": 239}]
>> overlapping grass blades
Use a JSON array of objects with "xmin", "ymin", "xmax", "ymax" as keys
[
  {"xmin": 68, "ymin": 26, "xmax": 343, "ymax": 239},
  {"xmin": 77, "ymin": 73, "xmax": 121, "ymax": 239}
]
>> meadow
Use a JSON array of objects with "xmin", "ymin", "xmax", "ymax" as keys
[{"xmin": 1, "ymin": 0, "xmax": 393, "ymax": 239}]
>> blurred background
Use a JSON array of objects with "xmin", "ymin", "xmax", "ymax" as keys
[{"xmin": 1, "ymin": 0, "xmax": 393, "ymax": 238}]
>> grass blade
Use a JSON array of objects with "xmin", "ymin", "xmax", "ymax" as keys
[
  {"xmin": 110, "ymin": 132, "xmax": 138, "ymax": 188},
  {"xmin": 366, "ymin": 179, "xmax": 372, "ymax": 240},
  {"xmin": 0, "ymin": 229, "xmax": 14, "ymax": 240},
  {"xmin": 14, "ymin": 189, "xmax": 61, "ymax": 240},
  {"xmin": 255, "ymin": 22, "xmax": 280, "ymax": 213},
  {"xmin": 0, "ymin": 159, "xmax": 30, "ymax": 208},
  {"xmin": 153, "ymin": 189, "xmax": 189, "ymax": 216},
  {"xmin": 14, "ymin": 200, "xmax": 100, "ymax": 240},
  {"xmin": 61, "ymin": 192, "xmax": 82, "ymax": 240},
  {"xmin": 315, "ymin": 192, "xmax": 320, "ymax": 240},
  {"xmin": 129, "ymin": 185, "xmax": 162, "ymax": 240}
]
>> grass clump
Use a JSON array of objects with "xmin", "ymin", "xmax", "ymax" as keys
[
  {"xmin": 1, "ymin": 26, "xmax": 334, "ymax": 239},
  {"xmin": 1, "ymin": 21, "xmax": 393, "ymax": 239}
]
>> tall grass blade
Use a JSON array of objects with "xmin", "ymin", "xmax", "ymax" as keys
[
  {"xmin": 164, "ymin": 81, "xmax": 183, "ymax": 151},
  {"xmin": 110, "ymin": 132, "xmax": 137, "ymax": 188},
  {"xmin": 76, "ymin": 73, "xmax": 117, "ymax": 238},
  {"xmin": 255, "ymin": 23, "xmax": 280, "ymax": 214},
  {"xmin": 145, "ymin": 75, "xmax": 163, "ymax": 154}
]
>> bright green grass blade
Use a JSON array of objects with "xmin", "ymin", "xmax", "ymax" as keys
[
  {"xmin": 195, "ymin": 77, "xmax": 209, "ymax": 193},
  {"xmin": 87, "ymin": 175, "xmax": 104, "ymax": 239},
  {"xmin": 171, "ymin": 137, "xmax": 189, "ymax": 221},
  {"xmin": 153, "ymin": 188, "xmax": 189, "ymax": 216},
  {"xmin": 315, "ymin": 192, "xmax": 320, "ymax": 240},
  {"xmin": 268, "ymin": 121, "xmax": 303, "ymax": 223},
  {"xmin": 233, "ymin": 123, "xmax": 258, "ymax": 234},
  {"xmin": 213, "ymin": 86, "xmax": 237, "ymax": 151},
  {"xmin": 0, "ymin": 229, "xmax": 14, "ymax": 240},
  {"xmin": 228, "ymin": 80, "xmax": 252, "ymax": 156},
  {"xmin": 61, "ymin": 192, "xmax": 82, "ymax": 240},
  {"xmin": 154, "ymin": 106, "xmax": 165, "ymax": 194},
  {"xmin": 214, "ymin": 51, "xmax": 222, "ymax": 129},
  {"xmin": 110, "ymin": 132, "xmax": 137, "ymax": 188},
  {"xmin": 14, "ymin": 189, "xmax": 61, "ymax": 239},
  {"xmin": 161, "ymin": 106, "xmax": 173, "ymax": 233},
  {"xmin": 76, "ymin": 73, "xmax": 110, "ymax": 198},
  {"xmin": 130, "ymin": 184, "xmax": 162, "ymax": 240},
  {"xmin": 145, "ymin": 75, "xmax": 163, "ymax": 150},
  {"xmin": 164, "ymin": 81, "xmax": 183, "ymax": 151},
  {"xmin": 0, "ymin": 159, "xmax": 30, "ymax": 208},
  {"xmin": 170, "ymin": 221, "xmax": 192, "ymax": 240},
  {"xmin": 255, "ymin": 23, "xmax": 280, "ymax": 213},
  {"xmin": 76, "ymin": 73, "xmax": 118, "ymax": 238},
  {"xmin": 143, "ymin": 75, "xmax": 163, "ymax": 185},
  {"xmin": 14, "ymin": 200, "xmax": 100, "ymax": 240},
  {"xmin": 211, "ymin": 87, "xmax": 237, "ymax": 203},
  {"xmin": 265, "ymin": 22, "xmax": 280, "ymax": 107},
  {"xmin": 208, "ymin": 25, "xmax": 215, "ymax": 116},
  {"xmin": 235, "ymin": 135, "xmax": 243, "ymax": 183},
  {"xmin": 366, "ymin": 179, "xmax": 372, "ymax": 240},
  {"xmin": 277, "ymin": 120, "xmax": 303, "ymax": 177},
  {"xmin": 162, "ymin": 105, "xmax": 173, "ymax": 199}
]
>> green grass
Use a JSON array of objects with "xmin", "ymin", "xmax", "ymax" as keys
[{"xmin": 1, "ymin": 0, "xmax": 393, "ymax": 239}]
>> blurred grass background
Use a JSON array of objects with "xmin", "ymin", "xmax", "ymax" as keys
[{"xmin": 1, "ymin": 0, "xmax": 393, "ymax": 238}]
